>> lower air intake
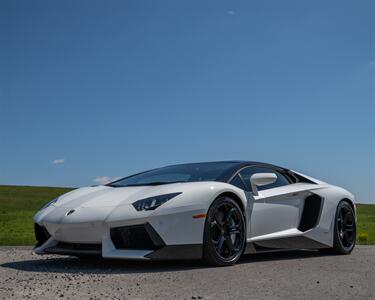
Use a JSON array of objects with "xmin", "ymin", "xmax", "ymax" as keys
[
  {"xmin": 110, "ymin": 223, "xmax": 165, "ymax": 250},
  {"xmin": 44, "ymin": 242, "xmax": 102, "ymax": 256},
  {"xmin": 34, "ymin": 223, "xmax": 51, "ymax": 247}
]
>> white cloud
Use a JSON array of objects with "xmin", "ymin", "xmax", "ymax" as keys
[
  {"xmin": 93, "ymin": 176, "xmax": 112, "ymax": 185},
  {"xmin": 227, "ymin": 10, "xmax": 235, "ymax": 15},
  {"xmin": 52, "ymin": 158, "xmax": 65, "ymax": 165}
]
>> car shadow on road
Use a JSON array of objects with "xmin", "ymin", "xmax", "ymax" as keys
[{"xmin": 1, "ymin": 250, "xmax": 334, "ymax": 275}]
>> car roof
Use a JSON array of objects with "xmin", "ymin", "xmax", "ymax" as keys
[
  {"xmin": 166, "ymin": 160, "xmax": 285, "ymax": 169},
  {"xmin": 164, "ymin": 160, "xmax": 288, "ymax": 182},
  {"xmin": 109, "ymin": 160, "xmax": 290, "ymax": 187}
]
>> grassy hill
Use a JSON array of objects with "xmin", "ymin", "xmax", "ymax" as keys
[{"xmin": 0, "ymin": 185, "xmax": 374, "ymax": 246}]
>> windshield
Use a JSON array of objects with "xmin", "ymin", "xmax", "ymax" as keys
[{"xmin": 107, "ymin": 162, "xmax": 239, "ymax": 187}]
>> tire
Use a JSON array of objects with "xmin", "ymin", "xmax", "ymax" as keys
[
  {"xmin": 203, "ymin": 196, "xmax": 246, "ymax": 266},
  {"xmin": 319, "ymin": 201, "xmax": 356, "ymax": 255}
]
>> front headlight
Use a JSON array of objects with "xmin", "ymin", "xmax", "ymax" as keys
[
  {"xmin": 40, "ymin": 198, "xmax": 59, "ymax": 210},
  {"xmin": 132, "ymin": 192, "xmax": 182, "ymax": 211}
]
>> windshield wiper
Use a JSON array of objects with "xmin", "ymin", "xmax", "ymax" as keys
[{"xmin": 108, "ymin": 181, "xmax": 185, "ymax": 187}]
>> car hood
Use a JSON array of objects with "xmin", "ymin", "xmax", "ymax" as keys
[
  {"xmin": 52, "ymin": 184, "xmax": 186, "ymax": 209},
  {"xmin": 34, "ymin": 181, "xmax": 236, "ymax": 226}
]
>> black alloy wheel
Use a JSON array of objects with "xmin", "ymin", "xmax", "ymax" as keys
[
  {"xmin": 203, "ymin": 196, "xmax": 246, "ymax": 266},
  {"xmin": 320, "ymin": 201, "xmax": 356, "ymax": 254},
  {"xmin": 336, "ymin": 202, "xmax": 356, "ymax": 251}
]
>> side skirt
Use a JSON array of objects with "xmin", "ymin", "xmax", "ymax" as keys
[{"xmin": 244, "ymin": 236, "xmax": 329, "ymax": 254}]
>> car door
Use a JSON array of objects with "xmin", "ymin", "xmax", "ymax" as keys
[{"xmin": 238, "ymin": 166, "xmax": 306, "ymax": 239}]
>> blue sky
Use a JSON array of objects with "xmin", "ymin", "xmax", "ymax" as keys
[{"xmin": 0, "ymin": 0, "xmax": 374, "ymax": 203}]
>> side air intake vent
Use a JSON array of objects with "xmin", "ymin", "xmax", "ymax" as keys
[{"xmin": 298, "ymin": 194, "xmax": 323, "ymax": 232}]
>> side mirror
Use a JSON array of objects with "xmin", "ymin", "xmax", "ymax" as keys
[{"xmin": 250, "ymin": 173, "xmax": 277, "ymax": 196}]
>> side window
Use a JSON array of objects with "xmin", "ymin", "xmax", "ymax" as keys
[
  {"xmin": 229, "ymin": 174, "xmax": 246, "ymax": 190},
  {"xmin": 239, "ymin": 166, "xmax": 290, "ymax": 192}
]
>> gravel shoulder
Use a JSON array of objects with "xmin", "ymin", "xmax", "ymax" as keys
[{"xmin": 1, "ymin": 246, "xmax": 374, "ymax": 299}]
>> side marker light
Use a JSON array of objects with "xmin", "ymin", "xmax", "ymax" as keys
[{"xmin": 192, "ymin": 213, "xmax": 207, "ymax": 219}]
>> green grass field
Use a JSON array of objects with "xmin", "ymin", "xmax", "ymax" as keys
[
  {"xmin": 356, "ymin": 204, "xmax": 375, "ymax": 245},
  {"xmin": 0, "ymin": 185, "xmax": 73, "ymax": 245},
  {"xmin": 0, "ymin": 185, "xmax": 374, "ymax": 246}
]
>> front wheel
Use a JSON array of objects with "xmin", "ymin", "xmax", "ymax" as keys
[
  {"xmin": 203, "ymin": 196, "xmax": 246, "ymax": 266},
  {"xmin": 320, "ymin": 201, "xmax": 356, "ymax": 254}
]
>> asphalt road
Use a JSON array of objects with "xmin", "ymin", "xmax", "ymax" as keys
[{"xmin": 0, "ymin": 246, "xmax": 374, "ymax": 300}]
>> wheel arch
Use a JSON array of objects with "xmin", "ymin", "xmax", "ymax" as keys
[
  {"xmin": 341, "ymin": 198, "xmax": 356, "ymax": 216},
  {"xmin": 215, "ymin": 191, "xmax": 246, "ymax": 213}
]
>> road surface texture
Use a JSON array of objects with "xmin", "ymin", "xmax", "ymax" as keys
[{"xmin": 0, "ymin": 246, "xmax": 374, "ymax": 299}]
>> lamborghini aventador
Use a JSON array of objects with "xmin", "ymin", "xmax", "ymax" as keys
[{"xmin": 34, "ymin": 161, "xmax": 356, "ymax": 266}]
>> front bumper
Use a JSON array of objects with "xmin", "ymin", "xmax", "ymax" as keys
[
  {"xmin": 33, "ymin": 205, "xmax": 206, "ymax": 260},
  {"xmin": 35, "ymin": 222, "xmax": 202, "ymax": 260}
]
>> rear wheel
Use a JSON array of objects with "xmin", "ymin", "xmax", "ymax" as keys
[
  {"xmin": 203, "ymin": 196, "xmax": 246, "ymax": 266},
  {"xmin": 320, "ymin": 201, "xmax": 356, "ymax": 254}
]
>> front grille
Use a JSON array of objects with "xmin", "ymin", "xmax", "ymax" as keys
[
  {"xmin": 44, "ymin": 242, "xmax": 102, "ymax": 256},
  {"xmin": 34, "ymin": 223, "xmax": 51, "ymax": 247},
  {"xmin": 110, "ymin": 223, "xmax": 165, "ymax": 250}
]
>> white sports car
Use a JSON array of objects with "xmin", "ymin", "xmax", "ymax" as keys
[{"xmin": 34, "ymin": 161, "xmax": 356, "ymax": 266}]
